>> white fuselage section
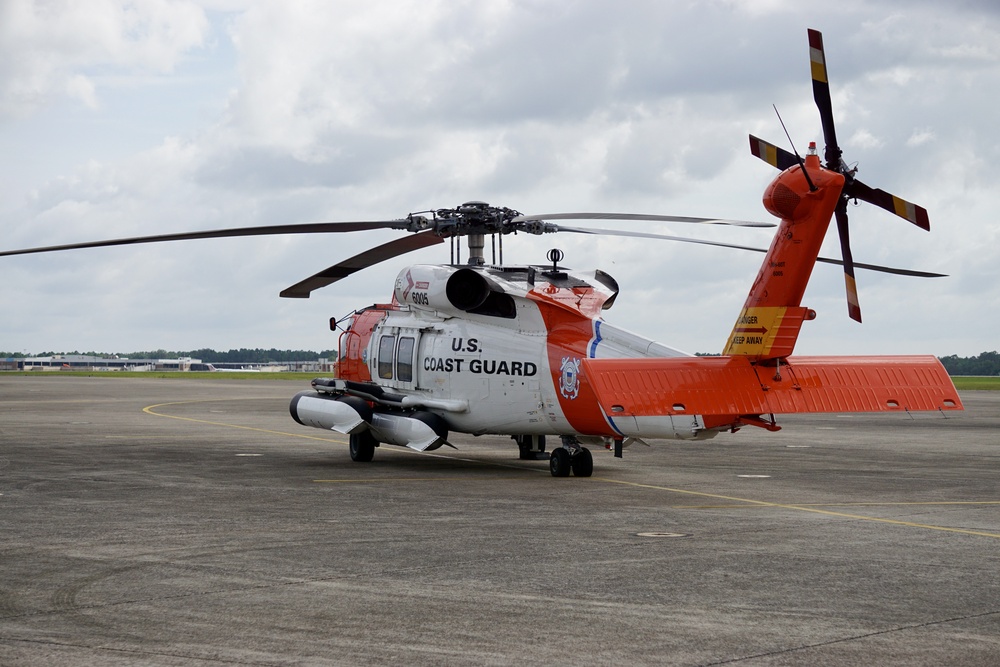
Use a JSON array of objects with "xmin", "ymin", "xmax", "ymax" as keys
[{"xmin": 353, "ymin": 264, "xmax": 699, "ymax": 439}]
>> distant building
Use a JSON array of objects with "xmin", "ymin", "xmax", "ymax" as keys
[
  {"xmin": 15, "ymin": 355, "xmax": 215, "ymax": 372},
  {"xmin": 11, "ymin": 355, "xmax": 334, "ymax": 373}
]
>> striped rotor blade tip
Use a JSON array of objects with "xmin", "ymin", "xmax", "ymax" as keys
[
  {"xmin": 893, "ymin": 197, "xmax": 931, "ymax": 231},
  {"xmin": 845, "ymin": 273, "xmax": 862, "ymax": 323},
  {"xmin": 808, "ymin": 29, "xmax": 828, "ymax": 83},
  {"xmin": 749, "ymin": 136, "xmax": 777, "ymax": 166},
  {"xmin": 749, "ymin": 135, "xmax": 798, "ymax": 170}
]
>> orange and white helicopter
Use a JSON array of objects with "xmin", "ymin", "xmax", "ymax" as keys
[{"xmin": 2, "ymin": 29, "xmax": 962, "ymax": 477}]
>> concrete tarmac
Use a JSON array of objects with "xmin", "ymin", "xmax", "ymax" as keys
[{"xmin": 1, "ymin": 375, "xmax": 998, "ymax": 666}]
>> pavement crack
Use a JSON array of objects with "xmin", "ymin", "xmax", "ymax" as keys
[{"xmin": 701, "ymin": 608, "xmax": 1000, "ymax": 666}]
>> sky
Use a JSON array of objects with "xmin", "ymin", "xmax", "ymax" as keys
[{"xmin": 1, "ymin": 0, "xmax": 997, "ymax": 358}]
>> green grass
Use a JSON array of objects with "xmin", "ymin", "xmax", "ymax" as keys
[{"xmin": 951, "ymin": 376, "xmax": 1000, "ymax": 390}]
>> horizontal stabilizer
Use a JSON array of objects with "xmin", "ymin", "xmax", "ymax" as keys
[{"xmin": 584, "ymin": 355, "xmax": 962, "ymax": 419}]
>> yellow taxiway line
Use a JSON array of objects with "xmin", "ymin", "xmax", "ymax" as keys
[
  {"xmin": 595, "ymin": 477, "xmax": 1000, "ymax": 540},
  {"xmin": 144, "ymin": 398, "xmax": 1000, "ymax": 541},
  {"xmin": 143, "ymin": 399, "xmax": 349, "ymax": 445}
]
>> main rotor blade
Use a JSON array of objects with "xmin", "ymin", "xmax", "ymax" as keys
[
  {"xmin": 835, "ymin": 205, "xmax": 862, "ymax": 322},
  {"xmin": 848, "ymin": 179, "xmax": 930, "ymax": 231},
  {"xmin": 555, "ymin": 225, "xmax": 945, "ymax": 278},
  {"xmin": 280, "ymin": 230, "xmax": 444, "ymax": 299},
  {"xmin": 808, "ymin": 28, "xmax": 842, "ymax": 169},
  {"xmin": 0, "ymin": 220, "xmax": 412, "ymax": 258},
  {"xmin": 749, "ymin": 135, "xmax": 799, "ymax": 171},
  {"xmin": 512, "ymin": 212, "xmax": 773, "ymax": 228}
]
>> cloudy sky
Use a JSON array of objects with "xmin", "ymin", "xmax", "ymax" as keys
[{"xmin": 1, "ymin": 0, "xmax": 996, "ymax": 358}]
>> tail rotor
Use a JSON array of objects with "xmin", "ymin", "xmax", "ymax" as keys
[{"xmin": 750, "ymin": 28, "xmax": 931, "ymax": 322}]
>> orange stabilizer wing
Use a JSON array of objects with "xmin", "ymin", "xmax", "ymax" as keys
[{"xmin": 583, "ymin": 355, "xmax": 962, "ymax": 420}]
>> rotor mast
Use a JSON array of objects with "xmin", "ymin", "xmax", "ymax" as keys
[{"xmin": 467, "ymin": 233, "xmax": 486, "ymax": 266}]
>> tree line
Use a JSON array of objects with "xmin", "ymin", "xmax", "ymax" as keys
[{"xmin": 938, "ymin": 351, "xmax": 1000, "ymax": 376}]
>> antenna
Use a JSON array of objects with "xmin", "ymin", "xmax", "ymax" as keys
[
  {"xmin": 543, "ymin": 248, "xmax": 567, "ymax": 279},
  {"xmin": 774, "ymin": 105, "xmax": 817, "ymax": 192}
]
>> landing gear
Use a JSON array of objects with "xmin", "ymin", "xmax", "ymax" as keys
[
  {"xmin": 349, "ymin": 431, "xmax": 378, "ymax": 462},
  {"xmin": 549, "ymin": 436, "xmax": 593, "ymax": 478},
  {"xmin": 514, "ymin": 434, "xmax": 548, "ymax": 460}
]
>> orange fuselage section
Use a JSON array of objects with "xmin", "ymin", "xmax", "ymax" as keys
[{"xmin": 337, "ymin": 305, "xmax": 394, "ymax": 382}]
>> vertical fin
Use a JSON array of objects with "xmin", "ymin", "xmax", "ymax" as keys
[{"xmin": 724, "ymin": 152, "xmax": 844, "ymax": 361}]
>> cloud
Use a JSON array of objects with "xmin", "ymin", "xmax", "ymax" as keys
[
  {"xmin": 0, "ymin": 0, "xmax": 209, "ymax": 118},
  {"xmin": 2, "ymin": 0, "xmax": 1000, "ymax": 357}
]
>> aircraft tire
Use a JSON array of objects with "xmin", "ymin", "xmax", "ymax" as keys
[
  {"xmin": 571, "ymin": 447, "xmax": 593, "ymax": 477},
  {"xmin": 349, "ymin": 431, "xmax": 377, "ymax": 462},
  {"xmin": 549, "ymin": 448, "xmax": 571, "ymax": 477}
]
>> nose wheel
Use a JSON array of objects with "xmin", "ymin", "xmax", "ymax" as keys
[{"xmin": 549, "ymin": 440, "xmax": 593, "ymax": 477}]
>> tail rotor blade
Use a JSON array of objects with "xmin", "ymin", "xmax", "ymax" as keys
[
  {"xmin": 835, "ymin": 205, "xmax": 862, "ymax": 322},
  {"xmin": 808, "ymin": 28, "xmax": 842, "ymax": 169},
  {"xmin": 749, "ymin": 135, "xmax": 799, "ymax": 171},
  {"xmin": 848, "ymin": 179, "xmax": 930, "ymax": 231}
]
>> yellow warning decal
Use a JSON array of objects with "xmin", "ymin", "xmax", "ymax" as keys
[
  {"xmin": 724, "ymin": 307, "xmax": 785, "ymax": 356},
  {"xmin": 723, "ymin": 306, "xmax": 811, "ymax": 359}
]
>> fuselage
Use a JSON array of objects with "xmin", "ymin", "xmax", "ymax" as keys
[{"xmin": 334, "ymin": 263, "xmax": 705, "ymax": 441}]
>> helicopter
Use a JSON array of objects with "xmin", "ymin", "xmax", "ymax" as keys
[{"xmin": 1, "ymin": 29, "xmax": 963, "ymax": 477}]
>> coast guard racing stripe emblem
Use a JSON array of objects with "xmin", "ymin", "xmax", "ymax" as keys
[{"xmin": 559, "ymin": 356, "xmax": 581, "ymax": 400}]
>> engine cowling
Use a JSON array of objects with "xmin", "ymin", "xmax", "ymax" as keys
[{"xmin": 393, "ymin": 265, "xmax": 497, "ymax": 315}]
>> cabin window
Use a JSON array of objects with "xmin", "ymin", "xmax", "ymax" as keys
[
  {"xmin": 397, "ymin": 337, "xmax": 415, "ymax": 383},
  {"xmin": 377, "ymin": 335, "xmax": 395, "ymax": 379}
]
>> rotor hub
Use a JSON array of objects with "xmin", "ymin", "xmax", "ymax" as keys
[{"xmin": 412, "ymin": 202, "xmax": 522, "ymax": 238}]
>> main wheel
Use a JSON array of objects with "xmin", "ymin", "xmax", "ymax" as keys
[
  {"xmin": 571, "ymin": 447, "xmax": 593, "ymax": 477},
  {"xmin": 349, "ymin": 431, "xmax": 377, "ymax": 462},
  {"xmin": 549, "ymin": 448, "xmax": 571, "ymax": 477}
]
